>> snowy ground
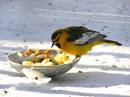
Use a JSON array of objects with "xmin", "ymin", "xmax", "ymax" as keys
[{"xmin": 0, "ymin": 0, "xmax": 130, "ymax": 97}]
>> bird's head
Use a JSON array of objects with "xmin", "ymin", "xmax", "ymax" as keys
[{"xmin": 51, "ymin": 29, "xmax": 64, "ymax": 48}]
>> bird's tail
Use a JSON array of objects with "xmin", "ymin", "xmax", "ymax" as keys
[{"xmin": 101, "ymin": 39, "xmax": 122, "ymax": 46}]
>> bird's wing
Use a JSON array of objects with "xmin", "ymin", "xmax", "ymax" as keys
[{"xmin": 67, "ymin": 29, "xmax": 107, "ymax": 45}]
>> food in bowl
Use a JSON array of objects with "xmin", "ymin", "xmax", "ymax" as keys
[{"xmin": 17, "ymin": 49, "xmax": 71, "ymax": 67}]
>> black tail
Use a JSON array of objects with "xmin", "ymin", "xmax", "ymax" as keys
[{"xmin": 102, "ymin": 39, "xmax": 122, "ymax": 46}]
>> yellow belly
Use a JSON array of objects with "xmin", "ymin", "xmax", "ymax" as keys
[{"xmin": 61, "ymin": 42, "xmax": 94, "ymax": 55}]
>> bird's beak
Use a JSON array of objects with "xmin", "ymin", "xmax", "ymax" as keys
[{"xmin": 51, "ymin": 42, "xmax": 54, "ymax": 48}]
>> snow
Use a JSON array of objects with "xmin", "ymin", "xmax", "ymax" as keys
[{"xmin": 0, "ymin": 0, "xmax": 130, "ymax": 97}]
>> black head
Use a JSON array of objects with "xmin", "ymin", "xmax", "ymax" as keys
[{"xmin": 51, "ymin": 29, "xmax": 64, "ymax": 48}]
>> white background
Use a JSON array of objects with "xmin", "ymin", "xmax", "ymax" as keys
[{"xmin": 0, "ymin": 0, "xmax": 130, "ymax": 97}]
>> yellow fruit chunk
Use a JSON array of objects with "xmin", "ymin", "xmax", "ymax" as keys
[
  {"xmin": 41, "ymin": 58, "xmax": 51, "ymax": 64},
  {"xmin": 22, "ymin": 61, "xmax": 34, "ymax": 66},
  {"xmin": 32, "ymin": 62, "xmax": 55, "ymax": 66},
  {"xmin": 42, "ymin": 62, "xmax": 55, "ymax": 66},
  {"xmin": 54, "ymin": 53, "xmax": 69, "ymax": 64},
  {"xmin": 34, "ymin": 57, "xmax": 41, "ymax": 63},
  {"xmin": 32, "ymin": 63, "xmax": 44, "ymax": 66}
]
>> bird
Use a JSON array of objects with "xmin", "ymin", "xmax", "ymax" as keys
[{"xmin": 51, "ymin": 26, "xmax": 122, "ymax": 57}]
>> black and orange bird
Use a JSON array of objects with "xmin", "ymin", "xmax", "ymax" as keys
[{"xmin": 51, "ymin": 26, "xmax": 122, "ymax": 57}]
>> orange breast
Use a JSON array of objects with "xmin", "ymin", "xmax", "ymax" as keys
[{"xmin": 58, "ymin": 32, "xmax": 93, "ymax": 55}]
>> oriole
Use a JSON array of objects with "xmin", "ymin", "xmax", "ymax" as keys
[{"xmin": 51, "ymin": 26, "xmax": 122, "ymax": 57}]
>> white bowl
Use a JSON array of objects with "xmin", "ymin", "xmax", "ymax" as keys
[{"xmin": 7, "ymin": 50, "xmax": 81, "ymax": 77}]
